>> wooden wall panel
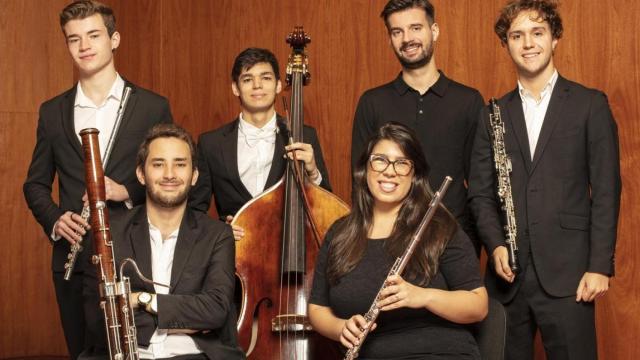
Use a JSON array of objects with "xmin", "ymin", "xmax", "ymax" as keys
[
  {"xmin": 2, "ymin": 0, "xmax": 638, "ymax": 358},
  {"xmin": 0, "ymin": 0, "xmax": 73, "ymax": 357}
]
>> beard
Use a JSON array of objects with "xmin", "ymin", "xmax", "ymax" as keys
[
  {"xmin": 395, "ymin": 40, "xmax": 434, "ymax": 70},
  {"xmin": 147, "ymin": 180, "xmax": 191, "ymax": 208}
]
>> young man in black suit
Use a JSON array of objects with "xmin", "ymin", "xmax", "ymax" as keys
[
  {"xmin": 189, "ymin": 47, "xmax": 331, "ymax": 239},
  {"xmin": 83, "ymin": 124, "xmax": 244, "ymax": 359},
  {"xmin": 351, "ymin": 0, "xmax": 485, "ymax": 254},
  {"xmin": 23, "ymin": 1, "xmax": 172, "ymax": 358},
  {"xmin": 468, "ymin": 1, "xmax": 621, "ymax": 359}
]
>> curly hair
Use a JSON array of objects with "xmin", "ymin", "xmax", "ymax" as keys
[{"xmin": 495, "ymin": 0, "xmax": 563, "ymax": 44}]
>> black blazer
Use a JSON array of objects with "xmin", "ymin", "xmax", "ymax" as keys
[
  {"xmin": 23, "ymin": 81, "xmax": 173, "ymax": 272},
  {"xmin": 83, "ymin": 206, "xmax": 245, "ymax": 359},
  {"xmin": 189, "ymin": 116, "xmax": 332, "ymax": 217},
  {"xmin": 468, "ymin": 75, "xmax": 621, "ymax": 302}
]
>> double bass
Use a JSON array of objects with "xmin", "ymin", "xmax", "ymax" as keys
[{"xmin": 232, "ymin": 27, "xmax": 350, "ymax": 359}]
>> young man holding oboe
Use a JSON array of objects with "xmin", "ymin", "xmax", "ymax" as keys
[
  {"xmin": 468, "ymin": 1, "xmax": 621, "ymax": 358},
  {"xmin": 23, "ymin": 1, "xmax": 171, "ymax": 358}
]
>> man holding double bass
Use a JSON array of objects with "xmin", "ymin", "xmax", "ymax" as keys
[{"xmin": 189, "ymin": 47, "xmax": 331, "ymax": 236}]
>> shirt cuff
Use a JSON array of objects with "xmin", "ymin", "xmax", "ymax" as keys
[
  {"xmin": 124, "ymin": 199, "xmax": 134, "ymax": 209},
  {"xmin": 150, "ymin": 294, "xmax": 158, "ymax": 314},
  {"xmin": 312, "ymin": 172, "xmax": 323, "ymax": 186},
  {"xmin": 51, "ymin": 221, "xmax": 61, "ymax": 241}
]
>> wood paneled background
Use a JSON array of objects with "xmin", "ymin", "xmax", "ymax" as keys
[{"xmin": 1, "ymin": 0, "xmax": 637, "ymax": 358}]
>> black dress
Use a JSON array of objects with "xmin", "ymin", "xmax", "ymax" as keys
[{"xmin": 310, "ymin": 224, "xmax": 483, "ymax": 360}]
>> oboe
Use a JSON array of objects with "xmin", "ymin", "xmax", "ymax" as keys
[
  {"xmin": 81, "ymin": 128, "xmax": 138, "ymax": 360},
  {"xmin": 63, "ymin": 87, "xmax": 132, "ymax": 280},
  {"xmin": 344, "ymin": 176, "xmax": 453, "ymax": 360},
  {"xmin": 488, "ymin": 98, "xmax": 519, "ymax": 273}
]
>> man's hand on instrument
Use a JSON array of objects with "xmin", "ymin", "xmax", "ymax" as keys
[
  {"xmin": 378, "ymin": 274, "xmax": 425, "ymax": 310},
  {"xmin": 54, "ymin": 211, "xmax": 89, "ymax": 245},
  {"xmin": 81, "ymin": 176, "xmax": 130, "ymax": 204},
  {"xmin": 576, "ymin": 272, "xmax": 610, "ymax": 302},
  {"xmin": 284, "ymin": 142, "xmax": 320, "ymax": 182},
  {"xmin": 339, "ymin": 315, "xmax": 376, "ymax": 349},
  {"xmin": 225, "ymin": 215, "xmax": 245, "ymax": 240},
  {"xmin": 492, "ymin": 246, "xmax": 515, "ymax": 283}
]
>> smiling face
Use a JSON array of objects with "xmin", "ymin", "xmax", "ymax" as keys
[
  {"xmin": 386, "ymin": 7, "xmax": 439, "ymax": 70},
  {"xmin": 63, "ymin": 13, "xmax": 119, "ymax": 78},
  {"xmin": 137, "ymin": 137, "xmax": 198, "ymax": 209},
  {"xmin": 232, "ymin": 62, "xmax": 282, "ymax": 115},
  {"xmin": 506, "ymin": 10, "xmax": 557, "ymax": 80},
  {"xmin": 366, "ymin": 139, "xmax": 414, "ymax": 214}
]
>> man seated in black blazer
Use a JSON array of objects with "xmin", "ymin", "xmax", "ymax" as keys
[
  {"xmin": 83, "ymin": 124, "xmax": 244, "ymax": 359},
  {"xmin": 23, "ymin": 1, "xmax": 172, "ymax": 358},
  {"xmin": 468, "ymin": 1, "xmax": 621, "ymax": 359},
  {"xmin": 189, "ymin": 47, "xmax": 331, "ymax": 239}
]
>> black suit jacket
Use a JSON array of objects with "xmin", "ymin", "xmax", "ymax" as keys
[
  {"xmin": 468, "ymin": 75, "xmax": 621, "ymax": 302},
  {"xmin": 84, "ymin": 206, "xmax": 245, "ymax": 359},
  {"xmin": 189, "ymin": 116, "xmax": 332, "ymax": 217},
  {"xmin": 23, "ymin": 81, "xmax": 172, "ymax": 272}
]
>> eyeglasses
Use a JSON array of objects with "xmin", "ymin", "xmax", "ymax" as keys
[{"xmin": 369, "ymin": 155, "xmax": 414, "ymax": 176}]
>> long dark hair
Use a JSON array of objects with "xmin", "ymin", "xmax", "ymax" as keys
[{"xmin": 327, "ymin": 122, "xmax": 456, "ymax": 285}]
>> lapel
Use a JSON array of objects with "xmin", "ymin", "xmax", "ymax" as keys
[
  {"xmin": 529, "ymin": 76, "xmax": 570, "ymax": 174},
  {"xmin": 169, "ymin": 208, "xmax": 199, "ymax": 292},
  {"xmin": 505, "ymin": 89, "xmax": 533, "ymax": 174},
  {"xmin": 61, "ymin": 85, "xmax": 84, "ymax": 161},
  {"xmin": 105, "ymin": 81, "xmax": 139, "ymax": 174},
  {"xmin": 129, "ymin": 207, "xmax": 155, "ymax": 293},
  {"xmin": 264, "ymin": 116, "xmax": 288, "ymax": 189},
  {"xmin": 222, "ymin": 119, "xmax": 253, "ymax": 200}
]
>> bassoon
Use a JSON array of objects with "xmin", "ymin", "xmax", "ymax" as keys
[{"xmin": 80, "ymin": 128, "xmax": 139, "ymax": 360}]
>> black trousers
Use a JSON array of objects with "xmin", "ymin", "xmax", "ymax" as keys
[
  {"xmin": 53, "ymin": 271, "xmax": 86, "ymax": 360},
  {"xmin": 504, "ymin": 261, "xmax": 597, "ymax": 360}
]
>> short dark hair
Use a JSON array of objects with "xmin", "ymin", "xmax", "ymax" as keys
[
  {"xmin": 60, "ymin": 0, "xmax": 116, "ymax": 37},
  {"xmin": 231, "ymin": 48, "xmax": 280, "ymax": 83},
  {"xmin": 495, "ymin": 0, "xmax": 563, "ymax": 44},
  {"xmin": 136, "ymin": 124, "xmax": 197, "ymax": 170},
  {"xmin": 380, "ymin": 0, "xmax": 435, "ymax": 29}
]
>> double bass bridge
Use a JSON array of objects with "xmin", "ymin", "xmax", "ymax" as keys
[{"xmin": 271, "ymin": 314, "xmax": 313, "ymax": 332}]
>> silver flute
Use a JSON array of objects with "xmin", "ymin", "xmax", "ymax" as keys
[
  {"xmin": 488, "ymin": 98, "xmax": 519, "ymax": 273},
  {"xmin": 343, "ymin": 176, "xmax": 452, "ymax": 360},
  {"xmin": 63, "ymin": 86, "xmax": 132, "ymax": 281}
]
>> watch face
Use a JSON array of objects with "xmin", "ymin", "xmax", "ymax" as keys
[{"xmin": 138, "ymin": 292, "xmax": 151, "ymax": 305}]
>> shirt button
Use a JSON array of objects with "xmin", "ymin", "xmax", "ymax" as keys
[
  {"xmin": 418, "ymin": 110, "xmax": 423, "ymax": 114},
  {"xmin": 419, "ymin": 98, "xmax": 423, "ymax": 102}
]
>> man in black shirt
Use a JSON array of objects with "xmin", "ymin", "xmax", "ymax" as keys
[{"xmin": 351, "ymin": 0, "xmax": 484, "ymax": 252}]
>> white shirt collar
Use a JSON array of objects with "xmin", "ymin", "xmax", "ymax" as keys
[
  {"xmin": 238, "ymin": 112, "xmax": 278, "ymax": 135},
  {"xmin": 148, "ymin": 219, "xmax": 180, "ymax": 243},
  {"xmin": 75, "ymin": 73, "xmax": 125, "ymax": 108},
  {"xmin": 518, "ymin": 70, "xmax": 558, "ymax": 103}
]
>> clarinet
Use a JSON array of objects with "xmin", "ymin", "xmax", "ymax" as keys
[
  {"xmin": 344, "ymin": 176, "xmax": 453, "ymax": 360},
  {"xmin": 63, "ymin": 87, "xmax": 132, "ymax": 280},
  {"xmin": 488, "ymin": 98, "xmax": 519, "ymax": 273},
  {"xmin": 81, "ymin": 128, "xmax": 139, "ymax": 360}
]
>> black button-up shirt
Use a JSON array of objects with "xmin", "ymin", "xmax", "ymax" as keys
[{"xmin": 351, "ymin": 71, "xmax": 484, "ymax": 250}]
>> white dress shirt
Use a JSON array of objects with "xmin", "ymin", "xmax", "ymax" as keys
[
  {"xmin": 518, "ymin": 70, "xmax": 558, "ymax": 159},
  {"xmin": 138, "ymin": 221, "xmax": 202, "ymax": 359},
  {"xmin": 236, "ymin": 112, "xmax": 323, "ymax": 197},
  {"xmin": 74, "ymin": 74, "xmax": 125, "ymax": 160},
  {"xmin": 237, "ymin": 113, "xmax": 278, "ymax": 197}
]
